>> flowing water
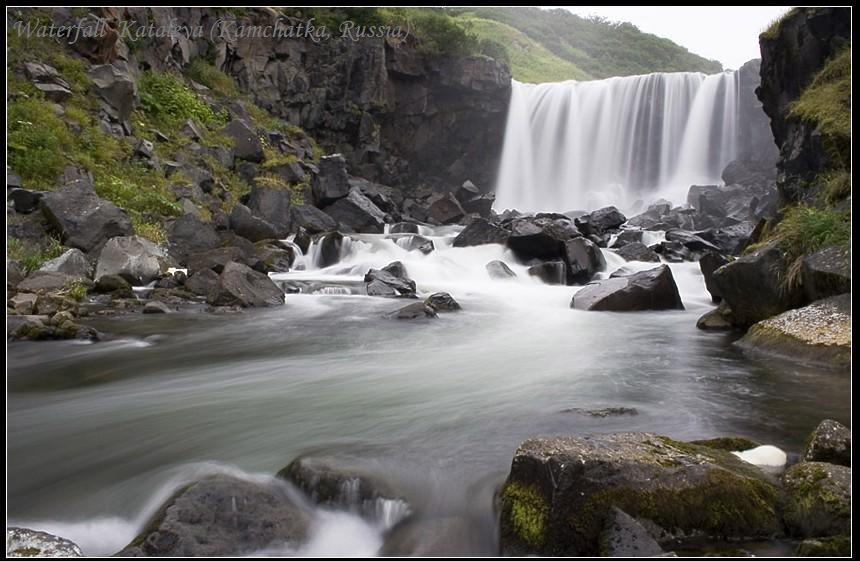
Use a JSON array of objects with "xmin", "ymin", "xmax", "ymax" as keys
[
  {"xmin": 495, "ymin": 71, "xmax": 740, "ymax": 213},
  {"xmin": 6, "ymin": 228, "xmax": 850, "ymax": 556}
]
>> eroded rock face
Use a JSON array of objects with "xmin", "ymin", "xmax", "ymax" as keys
[
  {"xmin": 498, "ymin": 433, "xmax": 782, "ymax": 556},
  {"xmin": 571, "ymin": 265, "xmax": 683, "ymax": 312},
  {"xmin": 803, "ymin": 419, "xmax": 851, "ymax": 466},
  {"xmin": 117, "ymin": 474, "xmax": 311, "ymax": 556},
  {"xmin": 6, "ymin": 527, "xmax": 83, "ymax": 557}
]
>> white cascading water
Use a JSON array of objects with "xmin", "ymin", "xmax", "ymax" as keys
[{"xmin": 494, "ymin": 71, "xmax": 740, "ymax": 214}]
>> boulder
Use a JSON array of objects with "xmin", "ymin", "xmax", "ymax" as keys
[
  {"xmin": 425, "ymin": 292, "xmax": 461, "ymax": 312},
  {"xmin": 94, "ymin": 274, "xmax": 133, "ymax": 296},
  {"xmin": 574, "ymin": 206, "xmax": 627, "ymax": 236},
  {"xmin": 223, "ymin": 119, "xmax": 264, "ymax": 163},
  {"xmin": 782, "ymin": 462, "xmax": 850, "ymax": 538},
  {"xmin": 615, "ymin": 242, "xmax": 661, "ymax": 263},
  {"xmin": 166, "ymin": 214, "xmax": 220, "ymax": 264},
  {"xmin": 38, "ymin": 249, "xmax": 92, "ymax": 278},
  {"xmin": 290, "ymin": 205, "xmax": 337, "ymax": 234},
  {"xmin": 207, "ymin": 262, "xmax": 284, "ymax": 307},
  {"xmin": 736, "ymin": 294, "xmax": 850, "ymax": 369},
  {"xmin": 711, "ymin": 243, "xmax": 803, "ymax": 326},
  {"xmin": 184, "ymin": 269, "xmax": 219, "ymax": 297},
  {"xmin": 143, "ymin": 300, "xmax": 172, "ymax": 314},
  {"xmin": 246, "ymin": 185, "xmax": 292, "ymax": 237},
  {"xmin": 312, "ymin": 154, "xmax": 350, "ymax": 206},
  {"xmin": 88, "ymin": 61, "xmax": 137, "ymax": 123},
  {"xmin": 462, "ymin": 194, "xmax": 496, "ymax": 217},
  {"xmin": 610, "ymin": 229, "xmax": 644, "ymax": 248},
  {"xmin": 349, "ymin": 177, "xmax": 402, "ymax": 216},
  {"xmin": 803, "ymin": 419, "xmax": 851, "ymax": 466},
  {"xmin": 6, "ymin": 527, "xmax": 83, "ymax": 557},
  {"xmin": 599, "ymin": 507, "xmax": 666, "ymax": 557},
  {"xmin": 385, "ymin": 301, "xmax": 438, "ymax": 320},
  {"xmin": 499, "ymin": 433, "xmax": 782, "ymax": 555},
  {"xmin": 254, "ymin": 241, "xmax": 295, "ymax": 273},
  {"xmin": 800, "ymin": 246, "xmax": 851, "ymax": 302},
  {"xmin": 229, "ymin": 204, "xmax": 279, "ymax": 242},
  {"xmin": 118, "ymin": 474, "xmax": 310, "ymax": 556},
  {"xmin": 95, "ymin": 236, "xmax": 171, "ymax": 285},
  {"xmin": 317, "ymin": 232, "xmax": 344, "ymax": 268},
  {"xmin": 571, "ymin": 265, "xmax": 684, "ymax": 312},
  {"xmin": 17, "ymin": 272, "xmax": 83, "ymax": 295},
  {"xmin": 454, "ymin": 179, "xmax": 480, "ymax": 203},
  {"xmin": 665, "ymin": 229, "xmax": 722, "ymax": 253},
  {"xmin": 365, "ymin": 261, "xmax": 417, "ymax": 298},
  {"xmin": 323, "ymin": 189, "xmax": 387, "ymax": 234},
  {"xmin": 506, "ymin": 217, "xmax": 580, "ymax": 261},
  {"xmin": 696, "ymin": 222, "xmax": 757, "ymax": 255},
  {"xmin": 41, "ymin": 179, "xmax": 133, "ymax": 253},
  {"xmin": 8, "ymin": 188, "xmax": 44, "ymax": 214},
  {"xmin": 9, "ymin": 293, "xmax": 38, "ymax": 315},
  {"xmin": 699, "ymin": 251, "xmax": 729, "ymax": 303},
  {"xmin": 527, "ymin": 261, "xmax": 566, "ymax": 285},
  {"xmin": 486, "ymin": 260, "xmax": 517, "ymax": 280},
  {"xmin": 696, "ymin": 305, "xmax": 735, "ymax": 331},
  {"xmin": 452, "ymin": 218, "xmax": 510, "ymax": 247},
  {"xmin": 186, "ymin": 247, "xmax": 249, "ymax": 275},
  {"xmin": 563, "ymin": 237, "xmax": 605, "ymax": 284},
  {"xmin": 427, "ymin": 193, "xmax": 466, "ymax": 225}
]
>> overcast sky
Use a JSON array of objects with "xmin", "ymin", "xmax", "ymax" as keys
[{"xmin": 560, "ymin": 6, "xmax": 793, "ymax": 70}]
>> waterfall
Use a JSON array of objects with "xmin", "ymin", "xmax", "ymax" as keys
[{"xmin": 494, "ymin": 71, "xmax": 740, "ymax": 214}]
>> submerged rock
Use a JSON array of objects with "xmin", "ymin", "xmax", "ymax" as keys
[
  {"xmin": 6, "ymin": 527, "xmax": 83, "ymax": 557},
  {"xmin": 563, "ymin": 407, "xmax": 639, "ymax": 418},
  {"xmin": 486, "ymin": 260, "xmax": 517, "ymax": 280},
  {"xmin": 381, "ymin": 517, "xmax": 484, "ymax": 556},
  {"xmin": 782, "ymin": 462, "xmax": 850, "ymax": 539},
  {"xmin": 696, "ymin": 303, "xmax": 735, "ymax": 331},
  {"xmin": 736, "ymin": 294, "xmax": 850, "ymax": 369},
  {"xmin": 425, "ymin": 292, "xmax": 461, "ymax": 312},
  {"xmin": 498, "ymin": 433, "xmax": 782, "ymax": 555},
  {"xmin": 571, "ymin": 265, "xmax": 683, "ymax": 312},
  {"xmin": 803, "ymin": 419, "xmax": 851, "ymax": 466},
  {"xmin": 118, "ymin": 474, "xmax": 311, "ymax": 556},
  {"xmin": 528, "ymin": 261, "xmax": 566, "ymax": 285},
  {"xmin": 386, "ymin": 301, "xmax": 438, "ymax": 320}
]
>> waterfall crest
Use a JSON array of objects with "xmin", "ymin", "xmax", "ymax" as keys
[{"xmin": 494, "ymin": 71, "xmax": 740, "ymax": 213}]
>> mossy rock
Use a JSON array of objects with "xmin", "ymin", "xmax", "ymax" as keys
[
  {"xmin": 499, "ymin": 433, "xmax": 782, "ymax": 556},
  {"xmin": 796, "ymin": 535, "xmax": 851, "ymax": 556},
  {"xmin": 689, "ymin": 437, "xmax": 761, "ymax": 452},
  {"xmin": 782, "ymin": 462, "xmax": 850, "ymax": 538}
]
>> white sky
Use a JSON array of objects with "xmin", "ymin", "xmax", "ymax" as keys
[{"xmin": 559, "ymin": 6, "xmax": 793, "ymax": 70}]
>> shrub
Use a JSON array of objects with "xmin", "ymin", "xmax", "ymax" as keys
[
  {"xmin": 186, "ymin": 59, "xmax": 239, "ymax": 98},
  {"xmin": 7, "ymin": 96, "xmax": 75, "ymax": 186},
  {"xmin": 139, "ymin": 71, "xmax": 227, "ymax": 128}
]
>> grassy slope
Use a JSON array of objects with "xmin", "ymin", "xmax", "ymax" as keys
[
  {"xmin": 457, "ymin": 7, "xmax": 723, "ymax": 80},
  {"xmin": 457, "ymin": 16, "xmax": 592, "ymax": 82}
]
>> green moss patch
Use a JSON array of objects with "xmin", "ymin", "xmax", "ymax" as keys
[{"xmin": 501, "ymin": 481, "xmax": 550, "ymax": 549}]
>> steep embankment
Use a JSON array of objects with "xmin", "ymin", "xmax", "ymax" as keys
[
  {"xmin": 708, "ymin": 7, "xmax": 851, "ymax": 368},
  {"xmin": 456, "ymin": 6, "xmax": 723, "ymax": 81}
]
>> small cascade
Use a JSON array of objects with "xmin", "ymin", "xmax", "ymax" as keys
[{"xmin": 494, "ymin": 70, "xmax": 741, "ymax": 213}]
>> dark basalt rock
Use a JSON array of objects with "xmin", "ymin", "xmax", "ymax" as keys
[
  {"xmin": 317, "ymin": 232, "xmax": 344, "ymax": 268},
  {"xmin": 312, "ymin": 154, "xmax": 351, "ymax": 207},
  {"xmin": 224, "ymin": 118, "xmax": 264, "ymax": 163},
  {"xmin": 187, "ymin": 246, "xmax": 249, "ymax": 275},
  {"xmin": 290, "ymin": 205, "xmax": 337, "ymax": 234},
  {"xmin": 665, "ymin": 229, "xmax": 721, "ymax": 253},
  {"xmin": 615, "ymin": 242, "xmax": 661, "ymax": 263},
  {"xmin": 696, "ymin": 304, "xmax": 735, "ymax": 331},
  {"xmin": 800, "ymin": 246, "xmax": 851, "ymax": 302},
  {"xmin": 389, "ymin": 222, "xmax": 419, "ymax": 234},
  {"xmin": 699, "ymin": 251, "xmax": 729, "ymax": 303},
  {"xmin": 574, "ymin": 206, "xmax": 627, "ymax": 237},
  {"xmin": 323, "ymin": 189, "xmax": 387, "ymax": 233},
  {"xmin": 207, "ymin": 261, "xmax": 284, "ymax": 307},
  {"xmin": 365, "ymin": 261, "xmax": 417, "ymax": 298},
  {"xmin": 229, "ymin": 203, "xmax": 279, "ymax": 243},
  {"xmin": 452, "ymin": 218, "xmax": 510, "ymax": 247},
  {"xmin": 41, "ymin": 176, "xmax": 133, "ymax": 253},
  {"xmin": 424, "ymin": 292, "xmax": 461, "ymax": 312},
  {"xmin": 385, "ymin": 301, "xmax": 438, "ymax": 320},
  {"xmin": 184, "ymin": 269, "xmax": 219, "ymax": 297},
  {"xmin": 656, "ymin": 240, "xmax": 693, "ymax": 262},
  {"xmin": 8, "ymin": 188, "xmax": 44, "ymax": 214},
  {"xmin": 695, "ymin": 222, "xmax": 757, "ymax": 256},
  {"xmin": 246, "ymin": 185, "xmax": 292, "ymax": 237},
  {"xmin": 499, "ymin": 433, "xmax": 782, "ymax": 556},
  {"xmin": 167, "ymin": 214, "xmax": 221, "ymax": 264},
  {"xmin": 711, "ymin": 243, "xmax": 803, "ymax": 327},
  {"xmin": 486, "ymin": 260, "xmax": 517, "ymax": 280},
  {"xmin": 803, "ymin": 419, "xmax": 850, "ymax": 466},
  {"xmin": 610, "ymin": 229, "xmax": 644, "ymax": 248},
  {"xmin": 427, "ymin": 193, "xmax": 466, "ymax": 225},
  {"xmin": 599, "ymin": 507, "xmax": 666, "ymax": 557},
  {"xmin": 507, "ymin": 216, "xmax": 580, "ymax": 261},
  {"xmin": 117, "ymin": 474, "xmax": 311, "ymax": 556},
  {"xmin": 571, "ymin": 265, "xmax": 683, "ymax": 312},
  {"xmin": 562, "ymin": 237, "xmax": 605, "ymax": 285}
]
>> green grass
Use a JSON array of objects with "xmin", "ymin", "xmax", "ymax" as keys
[
  {"xmin": 457, "ymin": 16, "xmax": 591, "ymax": 82},
  {"xmin": 64, "ymin": 279, "xmax": 89, "ymax": 301},
  {"xmin": 772, "ymin": 205, "xmax": 851, "ymax": 289},
  {"xmin": 186, "ymin": 59, "xmax": 239, "ymax": 98},
  {"xmin": 7, "ymin": 96, "xmax": 77, "ymax": 186},
  {"xmin": 139, "ymin": 71, "xmax": 229, "ymax": 130},
  {"xmin": 7, "ymin": 236, "xmax": 66, "ymax": 274},
  {"xmin": 760, "ymin": 9, "xmax": 795, "ymax": 41}
]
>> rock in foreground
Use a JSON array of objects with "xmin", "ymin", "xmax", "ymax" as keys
[
  {"xmin": 499, "ymin": 433, "xmax": 781, "ymax": 556},
  {"xmin": 6, "ymin": 527, "xmax": 83, "ymax": 557},
  {"xmin": 781, "ymin": 462, "xmax": 850, "ymax": 539},
  {"xmin": 118, "ymin": 474, "xmax": 311, "ymax": 556},
  {"xmin": 571, "ymin": 265, "xmax": 683, "ymax": 311},
  {"xmin": 803, "ymin": 419, "xmax": 851, "ymax": 466},
  {"xmin": 207, "ymin": 262, "xmax": 285, "ymax": 307}
]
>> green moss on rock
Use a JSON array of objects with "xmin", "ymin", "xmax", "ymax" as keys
[
  {"xmin": 782, "ymin": 461, "xmax": 850, "ymax": 538},
  {"xmin": 796, "ymin": 535, "xmax": 851, "ymax": 556},
  {"xmin": 500, "ymin": 481, "xmax": 550, "ymax": 549}
]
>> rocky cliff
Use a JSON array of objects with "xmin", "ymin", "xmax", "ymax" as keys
[{"xmin": 757, "ymin": 7, "xmax": 851, "ymax": 203}]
